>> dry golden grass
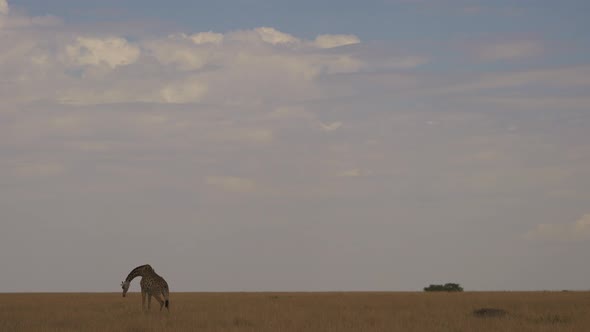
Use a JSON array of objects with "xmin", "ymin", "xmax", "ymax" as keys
[{"xmin": 1, "ymin": 291, "xmax": 589, "ymax": 331}]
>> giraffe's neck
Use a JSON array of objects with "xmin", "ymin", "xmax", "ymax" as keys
[{"xmin": 125, "ymin": 269, "xmax": 146, "ymax": 282}]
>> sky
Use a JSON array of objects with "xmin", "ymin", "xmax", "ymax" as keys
[{"xmin": 1, "ymin": 0, "xmax": 589, "ymax": 292}]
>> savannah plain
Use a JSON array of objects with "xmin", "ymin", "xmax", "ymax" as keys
[{"xmin": 1, "ymin": 291, "xmax": 590, "ymax": 331}]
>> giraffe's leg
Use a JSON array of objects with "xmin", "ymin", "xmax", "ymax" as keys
[
  {"xmin": 147, "ymin": 293, "xmax": 152, "ymax": 310},
  {"xmin": 153, "ymin": 292, "xmax": 165, "ymax": 311},
  {"xmin": 141, "ymin": 290, "xmax": 146, "ymax": 311}
]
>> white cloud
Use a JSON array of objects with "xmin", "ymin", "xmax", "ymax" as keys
[
  {"xmin": 146, "ymin": 35, "xmax": 213, "ymax": 70},
  {"xmin": 151, "ymin": 45, "xmax": 208, "ymax": 70},
  {"xmin": 525, "ymin": 215, "xmax": 590, "ymax": 242},
  {"xmin": 320, "ymin": 55, "xmax": 365, "ymax": 74},
  {"xmin": 190, "ymin": 31, "xmax": 224, "ymax": 45},
  {"xmin": 160, "ymin": 78, "xmax": 208, "ymax": 103},
  {"xmin": 255, "ymin": 27, "xmax": 300, "ymax": 45},
  {"xmin": 65, "ymin": 37, "xmax": 140, "ymax": 68},
  {"xmin": 44, "ymin": 25, "xmax": 360, "ymax": 106},
  {"xmin": 476, "ymin": 40, "xmax": 543, "ymax": 61},
  {"xmin": 313, "ymin": 34, "xmax": 360, "ymax": 48},
  {"xmin": 0, "ymin": 0, "xmax": 9, "ymax": 15},
  {"xmin": 0, "ymin": 17, "xmax": 378, "ymax": 106},
  {"xmin": 0, "ymin": 0, "xmax": 61, "ymax": 30},
  {"xmin": 316, "ymin": 121, "xmax": 343, "ymax": 132},
  {"xmin": 226, "ymin": 27, "xmax": 300, "ymax": 46},
  {"xmin": 206, "ymin": 176, "xmax": 257, "ymax": 193}
]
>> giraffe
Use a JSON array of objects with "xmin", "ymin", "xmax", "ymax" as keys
[{"xmin": 121, "ymin": 264, "xmax": 170, "ymax": 312}]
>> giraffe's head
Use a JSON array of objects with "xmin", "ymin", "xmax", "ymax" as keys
[{"xmin": 121, "ymin": 281, "xmax": 130, "ymax": 297}]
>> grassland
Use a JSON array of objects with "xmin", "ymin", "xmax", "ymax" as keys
[{"xmin": 1, "ymin": 291, "xmax": 589, "ymax": 331}]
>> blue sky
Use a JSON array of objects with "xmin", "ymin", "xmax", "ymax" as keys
[
  {"xmin": 14, "ymin": 0, "xmax": 590, "ymax": 40},
  {"xmin": 1, "ymin": 0, "xmax": 590, "ymax": 292}
]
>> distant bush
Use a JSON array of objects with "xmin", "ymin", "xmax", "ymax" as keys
[{"xmin": 424, "ymin": 283, "xmax": 463, "ymax": 292}]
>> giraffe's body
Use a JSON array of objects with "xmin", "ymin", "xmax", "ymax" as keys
[{"xmin": 121, "ymin": 264, "xmax": 170, "ymax": 312}]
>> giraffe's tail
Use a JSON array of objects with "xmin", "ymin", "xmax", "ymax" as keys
[{"xmin": 163, "ymin": 288, "xmax": 170, "ymax": 310}]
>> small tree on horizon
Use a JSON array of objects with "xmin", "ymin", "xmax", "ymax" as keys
[{"xmin": 424, "ymin": 283, "xmax": 464, "ymax": 292}]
